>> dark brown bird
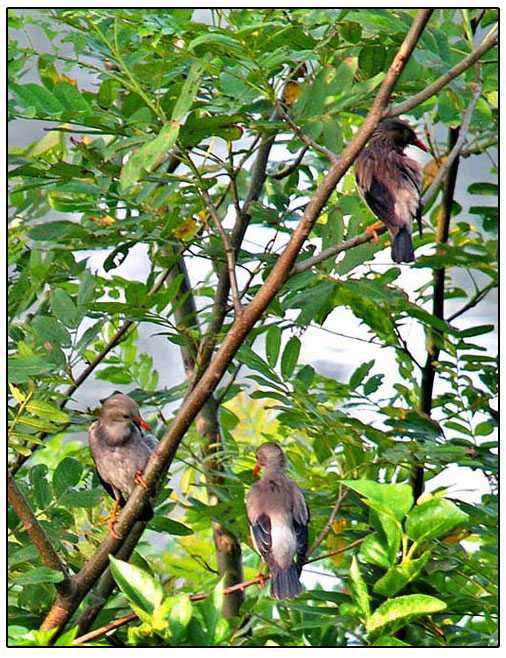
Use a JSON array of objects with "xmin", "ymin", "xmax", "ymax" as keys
[
  {"xmin": 89, "ymin": 394, "xmax": 157, "ymax": 538},
  {"xmin": 246, "ymin": 442, "xmax": 309, "ymax": 600},
  {"xmin": 355, "ymin": 118, "xmax": 427, "ymax": 263}
]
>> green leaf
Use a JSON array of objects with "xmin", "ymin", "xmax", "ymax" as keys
[
  {"xmin": 237, "ymin": 344, "xmax": 281, "ymax": 384},
  {"xmin": 25, "ymin": 400, "xmax": 69, "ymax": 424},
  {"xmin": 366, "ymin": 594, "xmax": 446, "ymax": 642},
  {"xmin": 53, "ymin": 82, "xmax": 90, "ymax": 111},
  {"xmin": 30, "ymin": 464, "xmax": 52, "ymax": 509},
  {"xmin": 341, "ymin": 480, "xmax": 413, "ymax": 522},
  {"xmin": 168, "ymin": 594, "xmax": 192, "ymax": 644},
  {"xmin": 8, "ymin": 356, "xmax": 54, "ymax": 383},
  {"xmin": 371, "ymin": 637, "xmax": 411, "ymax": 646},
  {"xmin": 373, "ymin": 551, "xmax": 431, "ymax": 597},
  {"xmin": 59, "ymin": 489, "xmax": 102, "ymax": 508},
  {"xmin": 349, "ymin": 360, "xmax": 374, "ymax": 389},
  {"xmin": 147, "ymin": 517, "xmax": 194, "ymax": 535},
  {"xmin": 281, "ymin": 336, "xmax": 301, "ymax": 380},
  {"xmin": 31, "ymin": 316, "xmax": 72, "ymax": 348},
  {"xmin": 50, "ymin": 289, "xmax": 78, "ymax": 328},
  {"xmin": 360, "ymin": 534, "xmax": 391, "ymax": 569},
  {"xmin": 15, "ymin": 567, "xmax": 65, "ymax": 586},
  {"xmin": 8, "ymin": 544, "xmax": 40, "ymax": 568},
  {"xmin": 52, "ymin": 458, "xmax": 83, "ymax": 496},
  {"xmin": 467, "ymin": 182, "xmax": 498, "ymax": 196},
  {"xmin": 405, "ymin": 497, "xmax": 469, "ymax": 543},
  {"xmin": 120, "ymin": 121, "xmax": 180, "ymax": 189},
  {"xmin": 265, "ymin": 324, "xmax": 282, "ymax": 368},
  {"xmin": 28, "ymin": 221, "xmax": 89, "ymax": 242},
  {"xmin": 349, "ymin": 555, "xmax": 370, "ymax": 619},
  {"xmin": 199, "ymin": 578, "xmax": 225, "ymax": 644},
  {"xmin": 172, "ymin": 59, "xmax": 205, "ymax": 122},
  {"xmin": 109, "ymin": 556, "xmax": 164, "ymax": 623}
]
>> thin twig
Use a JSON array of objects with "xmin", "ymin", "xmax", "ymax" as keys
[
  {"xmin": 201, "ymin": 185, "xmax": 243, "ymax": 318},
  {"xmin": 290, "ymin": 225, "xmax": 388, "ymax": 276},
  {"xmin": 271, "ymin": 146, "xmax": 309, "ymax": 180},
  {"xmin": 307, "ymin": 485, "xmax": 347, "ymax": 557},
  {"xmin": 446, "ymin": 281, "xmax": 496, "ymax": 323},
  {"xmin": 8, "ymin": 473, "xmax": 71, "ymax": 595},
  {"xmin": 385, "ymin": 29, "xmax": 497, "ymax": 118},
  {"xmin": 275, "ymin": 102, "xmax": 338, "ymax": 164}
]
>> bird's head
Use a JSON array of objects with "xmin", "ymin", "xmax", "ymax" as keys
[
  {"xmin": 374, "ymin": 118, "xmax": 427, "ymax": 153},
  {"xmin": 101, "ymin": 393, "xmax": 151, "ymax": 431},
  {"xmin": 252, "ymin": 441, "xmax": 287, "ymax": 476}
]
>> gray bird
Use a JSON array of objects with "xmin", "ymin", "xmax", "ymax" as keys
[
  {"xmin": 89, "ymin": 394, "xmax": 157, "ymax": 538},
  {"xmin": 355, "ymin": 118, "xmax": 427, "ymax": 263},
  {"xmin": 246, "ymin": 442, "xmax": 309, "ymax": 600}
]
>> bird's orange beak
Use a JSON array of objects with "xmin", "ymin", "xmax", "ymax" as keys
[
  {"xmin": 135, "ymin": 416, "xmax": 151, "ymax": 431},
  {"xmin": 414, "ymin": 137, "xmax": 428, "ymax": 152},
  {"xmin": 252, "ymin": 463, "xmax": 262, "ymax": 478}
]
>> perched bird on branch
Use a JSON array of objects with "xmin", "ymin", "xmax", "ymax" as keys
[
  {"xmin": 355, "ymin": 118, "xmax": 427, "ymax": 263},
  {"xmin": 89, "ymin": 394, "xmax": 157, "ymax": 538},
  {"xmin": 246, "ymin": 442, "xmax": 309, "ymax": 600}
]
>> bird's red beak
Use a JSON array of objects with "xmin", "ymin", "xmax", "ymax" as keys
[
  {"xmin": 252, "ymin": 463, "xmax": 262, "ymax": 478},
  {"xmin": 135, "ymin": 416, "xmax": 151, "ymax": 431},
  {"xmin": 413, "ymin": 137, "xmax": 428, "ymax": 152}
]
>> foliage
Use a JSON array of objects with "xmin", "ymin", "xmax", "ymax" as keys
[{"xmin": 8, "ymin": 7, "xmax": 497, "ymax": 648}]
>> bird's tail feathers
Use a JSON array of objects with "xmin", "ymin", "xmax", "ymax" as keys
[
  {"xmin": 392, "ymin": 226, "xmax": 415, "ymax": 263},
  {"xmin": 270, "ymin": 562, "xmax": 302, "ymax": 600}
]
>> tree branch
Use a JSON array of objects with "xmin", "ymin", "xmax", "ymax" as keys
[
  {"xmin": 8, "ymin": 472, "xmax": 71, "ymax": 596},
  {"xmin": 270, "ymin": 145, "xmax": 309, "ymax": 180},
  {"xmin": 386, "ymin": 29, "xmax": 497, "ymax": 118},
  {"xmin": 446, "ymin": 281, "xmax": 496, "ymax": 323},
  {"xmin": 275, "ymin": 101, "xmax": 338, "ymax": 164},
  {"xmin": 39, "ymin": 11, "xmax": 432, "ymax": 640}
]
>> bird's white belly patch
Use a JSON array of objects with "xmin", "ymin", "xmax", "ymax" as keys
[{"xmin": 271, "ymin": 521, "xmax": 296, "ymax": 569}]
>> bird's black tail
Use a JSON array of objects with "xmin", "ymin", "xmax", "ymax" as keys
[
  {"xmin": 270, "ymin": 563, "xmax": 302, "ymax": 600},
  {"xmin": 392, "ymin": 226, "xmax": 415, "ymax": 263}
]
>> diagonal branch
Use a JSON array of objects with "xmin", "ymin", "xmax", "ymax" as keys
[
  {"xmin": 39, "ymin": 10, "xmax": 433, "ymax": 641},
  {"xmin": 275, "ymin": 101, "xmax": 338, "ymax": 164},
  {"xmin": 386, "ymin": 29, "xmax": 497, "ymax": 118}
]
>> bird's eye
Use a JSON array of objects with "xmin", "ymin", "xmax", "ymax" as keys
[{"xmin": 123, "ymin": 413, "xmax": 129, "ymax": 419}]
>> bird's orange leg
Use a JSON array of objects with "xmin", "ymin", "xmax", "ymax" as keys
[
  {"xmin": 134, "ymin": 470, "xmax": 148, "ymax": 489},
  {"xmin": 365, "ymin": 220, "xmax": 383, "ymax": 244},
  {"xmin": 109, "ymin": 498, "xmax": 122, "ymax": 539},
  {"xmin": 256, "ymin": 559, "xmax": 268, "ymax": 589}
]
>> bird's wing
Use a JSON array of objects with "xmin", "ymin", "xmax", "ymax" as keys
[
  {"xmin": 356, "ymin": 150, "xmax": 422, "ymax": 233},
  {"xmin": 250, "ymin": 512, "xmax": 272, "ymax": 562},
  {"xmin": 291, "ymin": 482, "xmax": 309, "ymax": 570}
]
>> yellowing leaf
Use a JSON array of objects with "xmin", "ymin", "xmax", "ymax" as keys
[
  {"xmin": 9, "ymin": 382, "xmax": 25, "ymax": 404},
  {"xmin": 60, "ymin": 73, "xmax": 77, "ymax": 88},
  {"xmin": 174, "ymin": 218, "xmax": 197, "ymax": 240},
  {"xmin": 283, "ymin": 81, "xmax": 302, "ymax": 105},
  {"xmin": 332, "ymin": 518, "xmax": 346, "ymax": 534},
  {"xmin": 442, "ymin": 527, "xmax": 470, "ymax": 544},
  {"xmin": 327, "ymin": 534, "xmax": 348, "ymax": 566}
]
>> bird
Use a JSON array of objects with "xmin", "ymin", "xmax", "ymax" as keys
[
  {"xmin": 355, "ymin": 118, "xmax": 427, "ymax": 263},
  {"xmin": 246, "ymin": 442, "xmax": 309, "ymax": 600},
  {"xmin": 89, "ymin": 393, "xmax": 157, "ymax": 538}
]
